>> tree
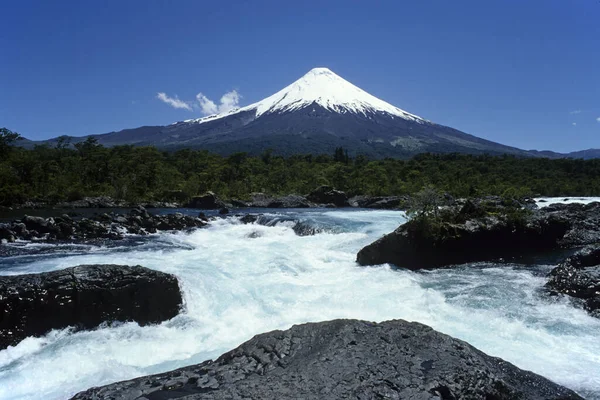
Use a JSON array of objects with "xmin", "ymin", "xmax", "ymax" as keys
[
  {"xmin": 0, "ymin": 127, "xmax": 22, "ymax": 157},
  {"xmin": 406, "ymin": 184, "xmax": 443, "ymax": 221}
]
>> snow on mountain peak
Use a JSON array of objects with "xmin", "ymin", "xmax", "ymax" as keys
[{"xmin": 186, "ymin": 67, "xmax": 425, "ymax": 124}]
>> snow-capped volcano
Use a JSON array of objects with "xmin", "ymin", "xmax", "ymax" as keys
[
  {"xmin": 186, "ymin": 67, "xmax": 425, "ymax": 125},
  {"xmin": 36, "ymin": 67, "xmax": 536, "ymax": 158}
]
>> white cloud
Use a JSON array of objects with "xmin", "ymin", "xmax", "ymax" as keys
[
  {"xmin": 572, "ymin": 122, "xmax": 577, "ymax": 126},
  {"xmin": 196, "ymin": 90, "xmax": 241, "ymax": 116},
  {"xmin": 597, "ymin": 117, "xmax": 600, "ymax": 122},
  {"xmin": 156, "ymin": 92, "xmax": 192, "ymax": 111},
  {"xmin": 570, "ymin": 110, "xmax": 582, "ymax": 114},
  {"xmin": 196, "ymin": 93, "xmax": 219, "ymax": 115}
]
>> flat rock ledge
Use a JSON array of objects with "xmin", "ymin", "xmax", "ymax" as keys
[
  {"xmin": 0, "ymin": 264, "xmax": 182, "ymax": 350},
  {"xmin": 71, "ymin": 319, "xmax": 581, "ymax": 400}
]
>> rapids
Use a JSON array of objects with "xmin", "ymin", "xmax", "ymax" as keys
[{"xmin": 0, "ymin": 208, "xmax": 599, "ymax": 400}]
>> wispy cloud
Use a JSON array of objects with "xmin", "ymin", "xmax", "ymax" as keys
[
  {"xmin": 597, "ymin": 117, "xmax": 600, "ymax": 122},
  {"xmin": 156, "ymin": 89, "xmax": 241, "ymax": 115},
  {"xmin": 572, "ymin": 122, "xmax": 577, "ymax": 126},
  {"xmin": 196, "ymin": 90, "xmax": 241, "ymax": 116},
  {"xmin": 156, "ymin": 92, "xmax": 192, "ymax": 111},
  {"xmin": 570, "ymin": 110, "xmax": 582, "ymax": 114}
]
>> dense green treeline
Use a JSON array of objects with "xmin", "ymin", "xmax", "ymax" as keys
[{"xmin": 1, "ymin": 133, "xmax": 600, "ymax": 206}]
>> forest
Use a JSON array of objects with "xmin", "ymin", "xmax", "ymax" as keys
[{"xmin": 1, "ymin": 128, "xmax": 600, "ymax": 206}]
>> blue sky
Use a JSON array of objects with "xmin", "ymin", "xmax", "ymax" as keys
[{"xmin": 1, "ymin": 0, "xmax": 598, "ymax": 152}]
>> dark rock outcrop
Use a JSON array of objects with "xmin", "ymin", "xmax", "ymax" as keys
[
  {"xmin": 0, "ymin": 264, "xmax": 182, "ymax": 350},
  {"xmin": 307, "ymin": 185, "xmax": 349, "ymax": 207},
  {"xmin": 71, "ymin": 319, "xmax": 582, "ymax": 400},
  {"xmin": 546, "ymin": 245, "xmax": 600, "ymax": 317},
  {"xmin": 357, "ymin": 211, "xmax": 569, "ymax": 270},
  {"xmin": 0, "ymin": 206, "xmax": 207, "ymax": 242},
  {"xmin": 357, "ymin": 200, "xmax": 600, "ymax": 270},
  {"xmin": 542, "ymin": 202, "xmax": 600, "ymax": 246},
  {"xmin": 184, "ymin": 191, "xmax": 226, "ymax": 209}
]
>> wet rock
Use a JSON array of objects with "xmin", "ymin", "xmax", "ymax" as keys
[
  {"xmin": 239, "ymin": 214, "xmax": 259, "ymax": 224},
  {"xmin": 218, "ymin": 208, "xmax": 229, "ymax": 215},
  {"xmin": 71, "ymin": 319, "xmax": 582, "ymax": 400},
  {"xmin": 349, "ymin": 195, "xmax": 407, "ymax": 209},
  {"xmin": 307, "ymin": 186, "xmax": 349, "ymax": 207},
  {"xmin": 546, "ymin": 245, "xmax": 600, "ymax": 317},
  {"xmin": 0, "ymin": 225, "xmax": 15, "ymax": 242},
  {"xmin": 22, "ymin": 215, "xmax": 50, "ymax": 232},
  {"xmin": 0, "ymin": 265, "xmax": 183, "ymax": 350}
]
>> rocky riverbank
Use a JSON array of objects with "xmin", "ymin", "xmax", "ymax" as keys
[
  {"xmin": 0, "ymin": 206, "xmax": 208, "ymax": 243},
  {"xmin": 0, "ymin": 264, "xmax": 183, "ymax": 350},
  {"xmin": 71, "ymin": 319, "xmax": 582, "ymax": 400},
  {"xmin": 2, "ymin": 188, "xmax": 410, "ymax": 213}
]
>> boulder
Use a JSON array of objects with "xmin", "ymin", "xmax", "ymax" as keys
[
  {"xmin": 307, "ymin": 185, "xmax": 349, "ymax": 207},
  {"xmin": 0, "ymin": 264, "xmax": 182, "ymax": 350},
  {"xmin": 546, "ymin": 245, "xmax": 600, "ymax": 317},
  {"xmin": 0, "ymin": 225, "xmax": 15, "ymax": 242},
  {"xmin": 71, "ymin": 319, "xmax": 582, "ymax": 400},
  {"xmin": 184, "ymin": 191, "xmax": 225, "ymax": 209}
]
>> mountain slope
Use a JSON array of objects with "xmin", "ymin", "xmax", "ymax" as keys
[{"xmin": 29, "ymin": 68, "xmax": 596, "ymax": 158}]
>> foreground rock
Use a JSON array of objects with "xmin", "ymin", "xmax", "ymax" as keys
[
  {"xmin": 72, "ymin": 319, "xmax": 581, "ymax": 400},
  {"xmin": 546, "ymin": 245, "xmax": 600, "ymax": 317},
  {"xmin": 0, "ymin": 265, "xmax": 182, "ymax": 350},
  {"xmin": 357, "ymin": 199, "xmax": 571, "ymax": 269},
  {"xmin": 0, "ymin": 206, "xmax": 207, "ymax": 243}
]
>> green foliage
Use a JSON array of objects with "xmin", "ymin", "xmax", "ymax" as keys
[
  {"xmin": 0, "ymin": 127, "xmax": 22, "ymax": 158},
  {"xmin": 1, "ymin": 134, "xmax": 600, "ymax": 207}
]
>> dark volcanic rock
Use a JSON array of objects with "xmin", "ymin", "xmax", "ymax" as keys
[
  {"xmin": 0, "ymin": 265, "xmax": 182, "ymax": 350},
  {"xmin": 357, "ymin": 211, "xmax": 569, "ymax": 270},
  {"xmin": 546, "ymin": 245, "xmax": 600, "ymax": 317},
  {"xmin": 71, "ymin": 319, "xmax": 582, "ymax": 400},
  {"xmin": 307, "ymin": 185, "xmax": 349, "ymax": 207},
  {"xmin": 357, "ymin": 200, "xmax": 600, "ymax": 270},
  {"xmin": 184, "ymin": 191, "xmax": 225, "ymax": 209},
  {"xmin": 0, "ymin": 209, "xmax": 207, "ymax": 243},
  {"xmin": 542, "ymin": 202, "xmax": 600, "ymax": 246}
]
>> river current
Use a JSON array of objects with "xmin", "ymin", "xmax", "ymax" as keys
[{"xmin": 0, "ymin": 206, "xmax": 599, "ymax": 399}]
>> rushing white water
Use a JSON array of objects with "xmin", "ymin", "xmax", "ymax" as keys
[{"xmin": 1, "ymin": 209, "xmax": 599, "ymax": 400}]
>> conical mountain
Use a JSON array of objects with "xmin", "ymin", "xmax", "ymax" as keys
[{"xmin": 38, "ymin": 68, "xmax": 534, "ymax": 158}]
